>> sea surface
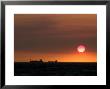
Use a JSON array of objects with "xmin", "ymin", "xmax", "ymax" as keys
[{"xmin": 14, "ymin": 62, "xmax": 97, "ymax": 76}]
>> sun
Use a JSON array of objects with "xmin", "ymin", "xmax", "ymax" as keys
[{"xmin": 77, "ymin": 45, "xmax": 85, "ymax": 53}]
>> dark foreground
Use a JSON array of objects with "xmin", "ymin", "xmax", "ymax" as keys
[{"xmin": 14, "ymin": 62, "xmax": 97, "ymax": 76}]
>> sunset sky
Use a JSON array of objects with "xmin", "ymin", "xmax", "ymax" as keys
[{"xmin": 14, "ymin": 14, "xmax": 97, "ymax": 62}]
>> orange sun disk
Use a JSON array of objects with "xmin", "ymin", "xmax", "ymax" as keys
[{"xmin": 77, "ymin": 45, "xmax": 85, "ymax": 53}]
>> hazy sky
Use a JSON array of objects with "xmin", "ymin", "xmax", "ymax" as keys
[{"xmin": 14, "ymin": 14, "xmax": 97, "ymax": 62}]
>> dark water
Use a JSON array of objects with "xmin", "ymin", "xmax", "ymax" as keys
[{"xmin": 14, "ymin": 62, "xmax": 97, "ymax": 76}]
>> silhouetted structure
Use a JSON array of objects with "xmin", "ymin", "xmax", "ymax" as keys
[
  {"xmin": 55, "ymin": 60, "xmax": 58, "ymax": 63},
  {"xmin": 30, "ymin": 59, "xmax": 58, "ymax": 64},
  {"xmin": 30, "ymin": 59, "xmax": 43, "ymax": 63},
  {"xmin": 48, "ymin": 60, "xmax": 58, "ymax": 63}
]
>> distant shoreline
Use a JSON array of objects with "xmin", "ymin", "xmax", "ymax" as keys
[{"xmin": 14, "ymin": 61, "xmax": 97, "ymax": 63}]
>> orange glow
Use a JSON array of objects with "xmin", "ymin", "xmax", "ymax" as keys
[
  {"xmin": 70, "ymin": 52, "xmax": 96, "ymax": 62},
  {"xmin": 15, "ymin": 51, "xmax": 96, "ymax": 62}
]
